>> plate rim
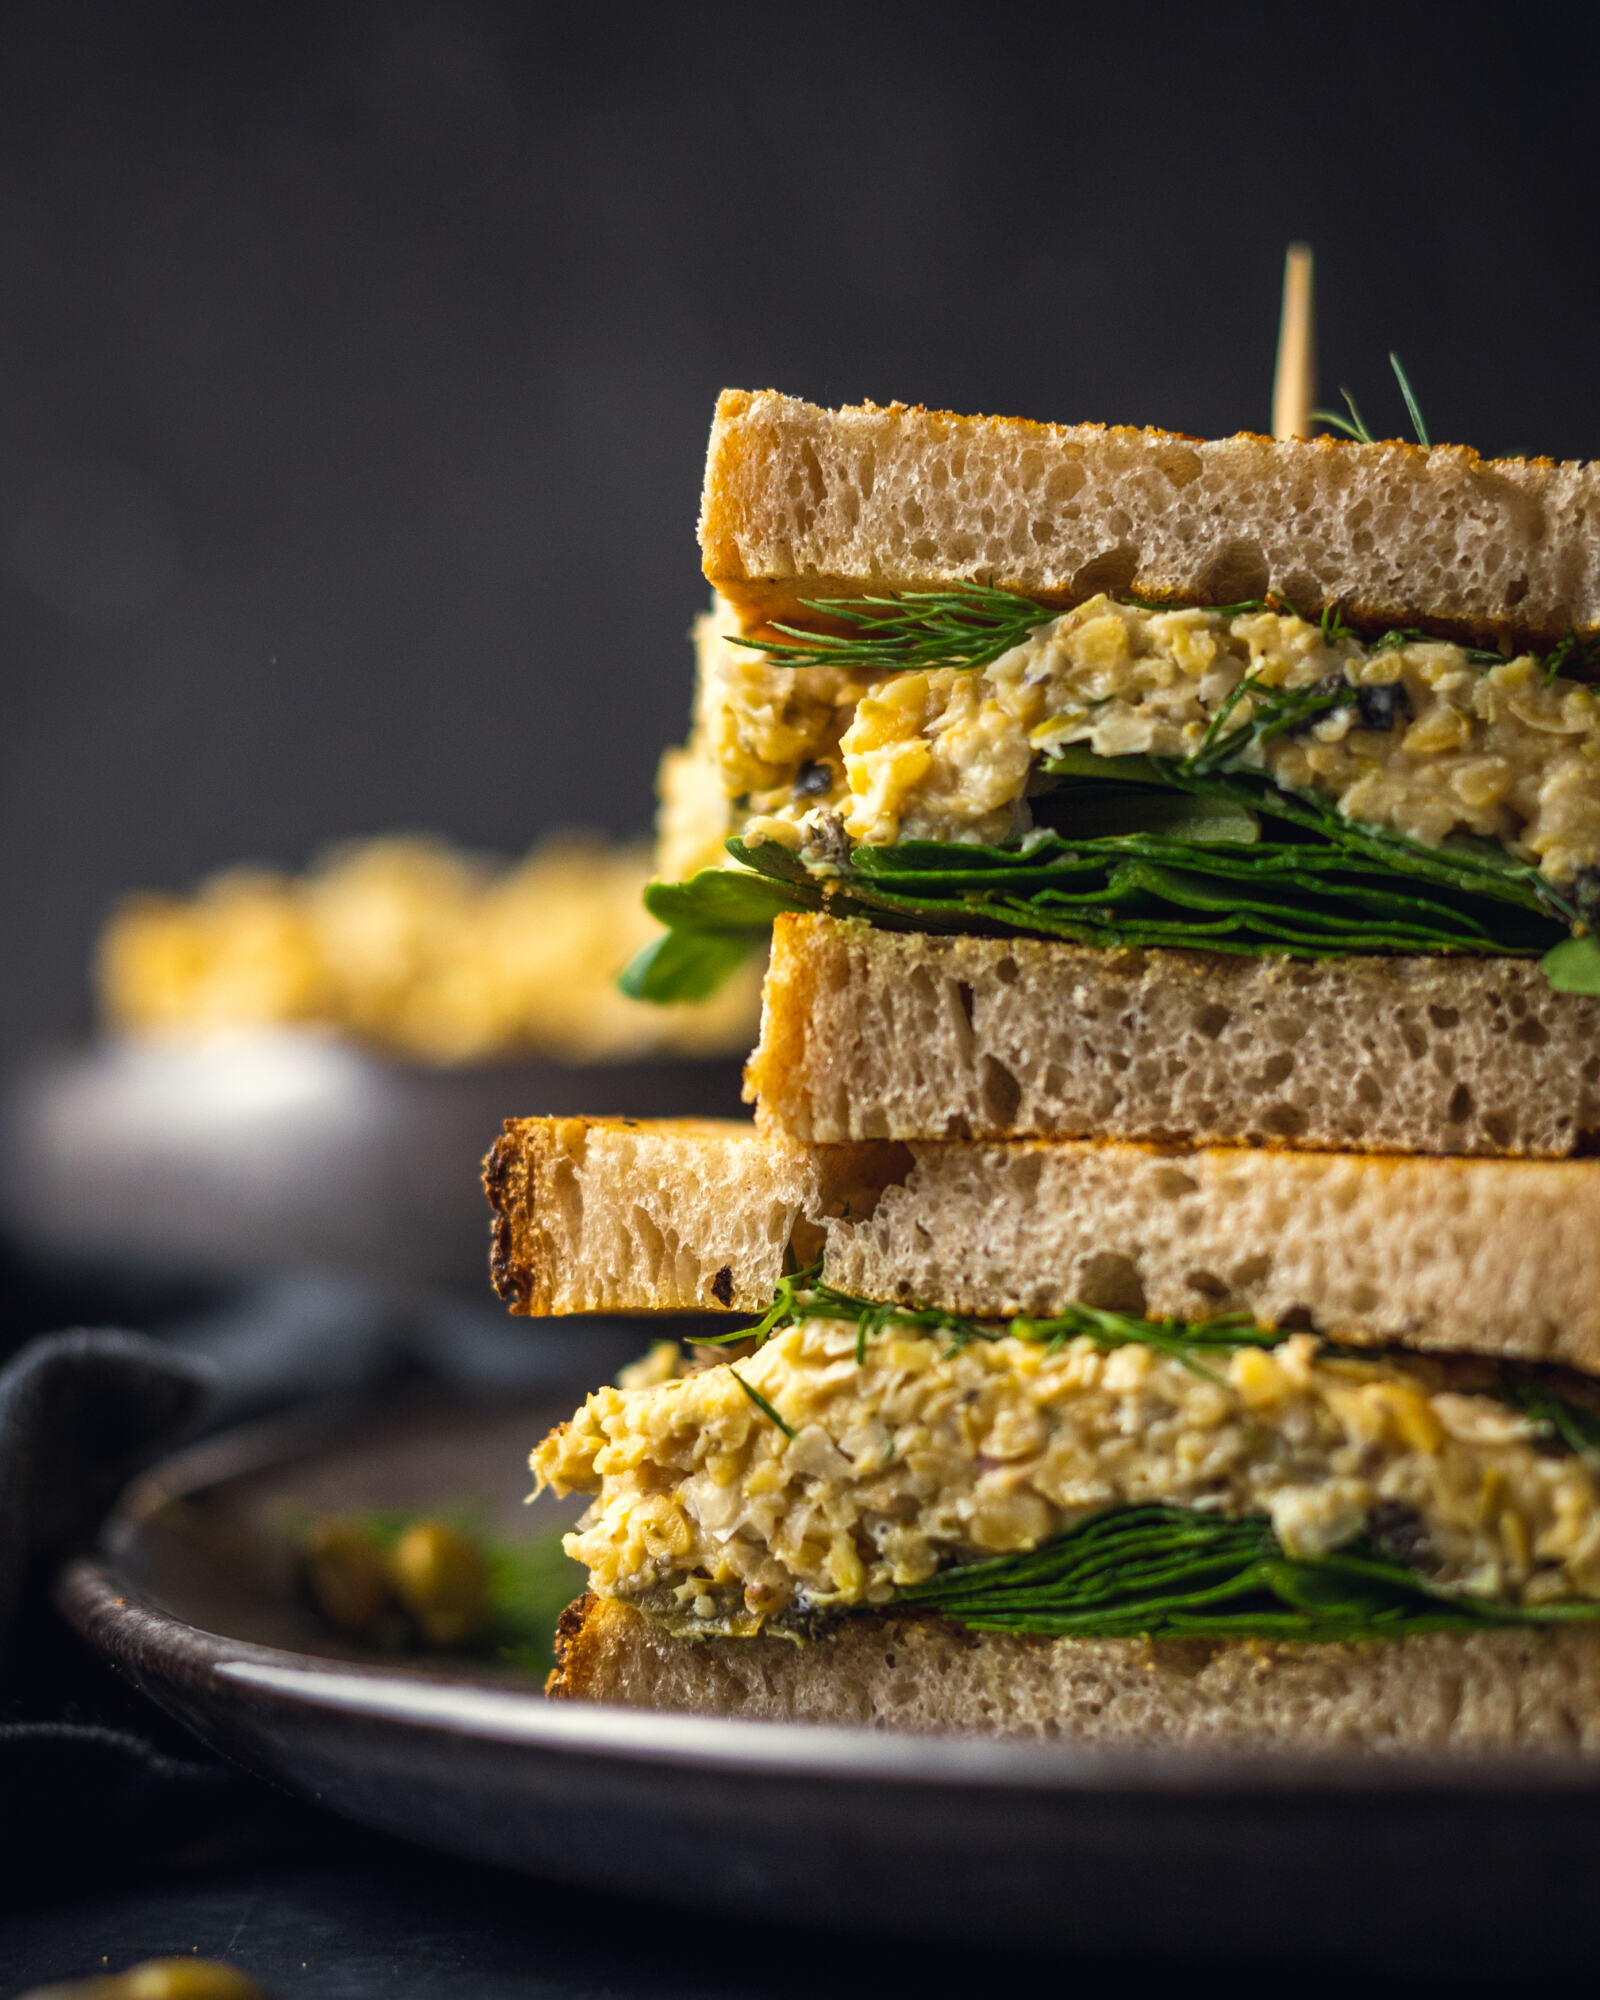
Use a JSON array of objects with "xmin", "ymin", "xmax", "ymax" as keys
[{"xmin": 55, "ymin": 1398, "xmax": 1600, "ymax": 1803}]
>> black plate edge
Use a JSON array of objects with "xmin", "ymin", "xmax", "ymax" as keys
[{"xmin": 58, "ymin": 1555, "xmax": 1600, "ymax": 1804}]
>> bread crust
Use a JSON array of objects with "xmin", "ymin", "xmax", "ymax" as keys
[
  {"xmin": 484, "ymin": 1120, "xmax": 538, "ymax": 1311},
  {"xmin": 701, "ymin": 389, "xmax": 1600, "ymax": 652},
  {"xmin": 548, "ymin": 1594, "xmax": 1600, "ymax": 1752},
  {"xmin": 547, "ymin": 1589, "xmax": 599, "ymax": 1697},
  {"xmin": 746, "ymin": 914, "xmax": 1600, "ymax": 1158}
]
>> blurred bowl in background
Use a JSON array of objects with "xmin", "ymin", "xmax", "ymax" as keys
[
  {"xmin": 5, "ymin": 828, "xmax": 760, "ymax": 1298},
  {"xmin": 0, "ymin": 1032, "xmax": 747, "ymax": 1296}
]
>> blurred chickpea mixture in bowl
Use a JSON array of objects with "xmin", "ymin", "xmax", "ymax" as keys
[{"xmin": 97, "ymin": 833, "xmax": 759, "ymax": 1064}]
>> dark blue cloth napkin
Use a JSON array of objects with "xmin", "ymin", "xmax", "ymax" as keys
[{"xmin": 0, "ymin": 1241, "xmax": 615, "ymax": 1900}]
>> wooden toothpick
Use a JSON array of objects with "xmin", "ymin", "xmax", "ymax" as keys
[{"xmin": 1273, "ymin": 243, "xmax": 1316, "ymax": 441}]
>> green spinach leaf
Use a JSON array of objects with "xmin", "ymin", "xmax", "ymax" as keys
[
  {"xmin": 1541, "ymin": 935, "xmax": 1600, "ymax": 995},
  {"xmin": 894, "ymin": 1503, "xmax": 1600, "ymax": 1642}
]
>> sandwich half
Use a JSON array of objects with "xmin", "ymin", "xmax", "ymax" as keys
[
  {"xmin": 492, "ymin": 1117, "xmax": 1600, "ymax": 1750},
  {"xmin": 628, "ymin": 392, "xmax": 1600, "ymax": 1154},
  {"xmin": 500, "ymin": 388, "xmax": 1600, "ymax": 1751}
]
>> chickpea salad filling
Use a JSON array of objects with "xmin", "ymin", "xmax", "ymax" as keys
[
  {"xmin": 626, "ymin": 590, "xmax": 1600, "ymax": 1004},
  {"xmin": 533, "ymin": 1276, "xmax": 1600, "ymax": 1646}
]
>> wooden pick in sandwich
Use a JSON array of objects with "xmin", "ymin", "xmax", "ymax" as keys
[{"xmin": 1273, "ymin": 242, "xmax": 1316, "ymax": 441}]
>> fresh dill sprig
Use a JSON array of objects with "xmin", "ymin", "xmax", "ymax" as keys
[
  {"xmin": 1310, "ymin": 385, "xmax": 1374, "ymax": 444},
  {"xmin": 1370, "ymin": 629, "xmax": 1510, "ymax": 670},
  {"xmin": 730, "ymin": 1263, "xmax": 1288, "ymax": 1382},
  {"xmin": 721, "ymin": 1279, "xmax": 1600, "ymax": 1468},
  {"xmin": 894, "ymin": 1503, "xmax": 1600, "ymax": 1642},
  {"xmin": 1389, "ymin": 352, "xmax": 1431, "ymax": 447},
  {"xmin": 1125, "ymin": 594, "xmax": 1282, "ymax": 619},
  {"xmin": 1368, "ymin": 626, "xmax": 1424, "ymax": 656},
  {"xmin": 1311, "ymin": 355, "xmax": 1431, "ymax": 449},
  {"xmin": 730, "ymin": 582, "xmax": 1050, "ymax": 676},
  {"xmin": 1537, "ymin": 628, "xmax": 1600, "ymax": 685},
  {"xmin": 735, "ymin": 584, "xmax": 1345, "ymax": 686},
  {"xmin": 1186, "ymin": 674, "xmax": 1357, "ymax": 776},
  {"xmin": 729, "ymin": 1368, "xmax": 797, "ymax": 1439},
  {"xmin": 718, "ymin": 577, "xmax": 1585, "ymax": 700},
  {"xmin": 1501, "ymin": 1365, "xmax": 1600, "ymax": 1460}
]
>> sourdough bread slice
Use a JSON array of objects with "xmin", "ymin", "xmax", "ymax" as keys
[
  {"xmin": 747, "ymin": 914, "xmax": 1600, "ymax": 1157},
  {"xmin": 700, "ymin": 389, "xmax": 1600, "ymax": 650},
  {"xmin": 483, "ymin": 1114, "xmax": 904, "ymax": 1315},
  {"xmin": 550, "ymin": 1594, "xmax": 1600, "ymax": 1752},
  {"xmin": 483, "ymin": 1116, "xmax": 1600, "ymax": 1374}
]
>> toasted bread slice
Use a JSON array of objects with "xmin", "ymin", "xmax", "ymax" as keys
[
  {"xmin": 700, "ymin": 390, "xmax": 1600, "ymax": 650},
  {"xmin": 745, "ymin": 914, "xmax": 1600, "ymax": 1158},
  {"xmin": 549, "ymin": 1594, "xmax": 1600, "ymax": 1752},
  {"xmin": 483, "ymin": 1115, "xmax": 1600, "ymax": 1375},
  {"xmin": 482, "ymin": 1114, "xmax": 905, "ymax": 1315}
]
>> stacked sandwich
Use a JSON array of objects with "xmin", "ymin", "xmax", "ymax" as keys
[{"xmin": 486, "ymin": 390, "xmax": 1600, "ymax": 1749}]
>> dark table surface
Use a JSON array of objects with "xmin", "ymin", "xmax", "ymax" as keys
[{"xmin": 0, "ymin": 1802, "xmax": 1415, "ymax": 1997}]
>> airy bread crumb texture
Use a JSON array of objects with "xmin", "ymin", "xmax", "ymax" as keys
[
  {"xmin": 749, "ymin": 916, "xmax": 1600, "ymax": 1157},
  {"xmin": 831, "ymin": 1142, "xmax": 1600, "ymax": 1371},
  {"xmin": 484, "ymin": 1116, "xmax": 810, "ymax": 1314},
  {"xmin": 482, "ymin": 1115, "xmax": 1600, "ymax": 1374},
  {"xmin": 551, "ymin": 1595, "xmax": 1600, "ymax": 1752},
  {"xmin": 700, "ymin": 390, "xmax": 1600, "ymax": 650},
  {"xmin": 483, "ymin": 1115, "xmax": 907, "ymax": 1314}
]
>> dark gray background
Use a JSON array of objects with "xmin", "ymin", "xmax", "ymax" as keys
[{"xmin": 4, "ymin": 0, "xmax": 1598, "ymax": 1058}]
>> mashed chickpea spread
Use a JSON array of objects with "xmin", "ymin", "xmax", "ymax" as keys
[
  {"xmin": 698, "ymin": 597, "xmax": 1600, "ymax": 890},
  {"xmin": 534, "ymin": 1320, "xmax": 1600, "ymax": 1639}
]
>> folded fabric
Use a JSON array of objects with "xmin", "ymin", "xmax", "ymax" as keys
[{"xmin": 0, "ymin": 1241, "xmax": 638, "ymax": 1899}]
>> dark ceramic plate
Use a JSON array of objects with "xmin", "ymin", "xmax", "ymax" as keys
[
  {"xmin": 2, "ymin": 1036, "xmax": 746, "ymax": 1293},
  {"xmin": 58, "ymin": 1388, "xmax": 1600, "ymax": 1965}
]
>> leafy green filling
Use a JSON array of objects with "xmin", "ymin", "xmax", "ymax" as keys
[
  {"xmin": 1539, "ymin": 936, "xmax": 1600, "ymax": 995},
  {"xmin": 894, "ymin": 1503, "xmax": 1600, "ymax": 1643},
  {"xmin": 698, "ymin": 1273, "xmax": 1600, "ymax": 1641},
  {"xmin": 622, "ymin": 748, "xmax": 1586, "ymax": 999},
  {"xmin": 624, "ymin": 584, "xmax": 1600, "ymax": 1002},
  {"xmin": 618, "ymin": 865, "xmax": 808, "ymax": 1003}
]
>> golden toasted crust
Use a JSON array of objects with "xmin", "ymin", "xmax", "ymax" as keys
[
  {"xmin": 701, "ymin": 389, "xmax": 1600, "ymax": 651},
  {"xmin": 487, "ymin": 1115, "xmax": 752, "ymax": 1310},
  {"xmin": 545, "ymin": 1593, "xmax": 1600, "ymax": 1750},
  {"xmin": 545, "ymin": 1590, "xmax": 599, "ymax": 1697},
  {"xmin": 484, "ymin": 1121, "xmax": 538, "ymax": 1311}
]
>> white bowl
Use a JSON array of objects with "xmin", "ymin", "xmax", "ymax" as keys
[{"xmin": 1, "ymin": 1032, "xmax": 746, "ymax": 1294}]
